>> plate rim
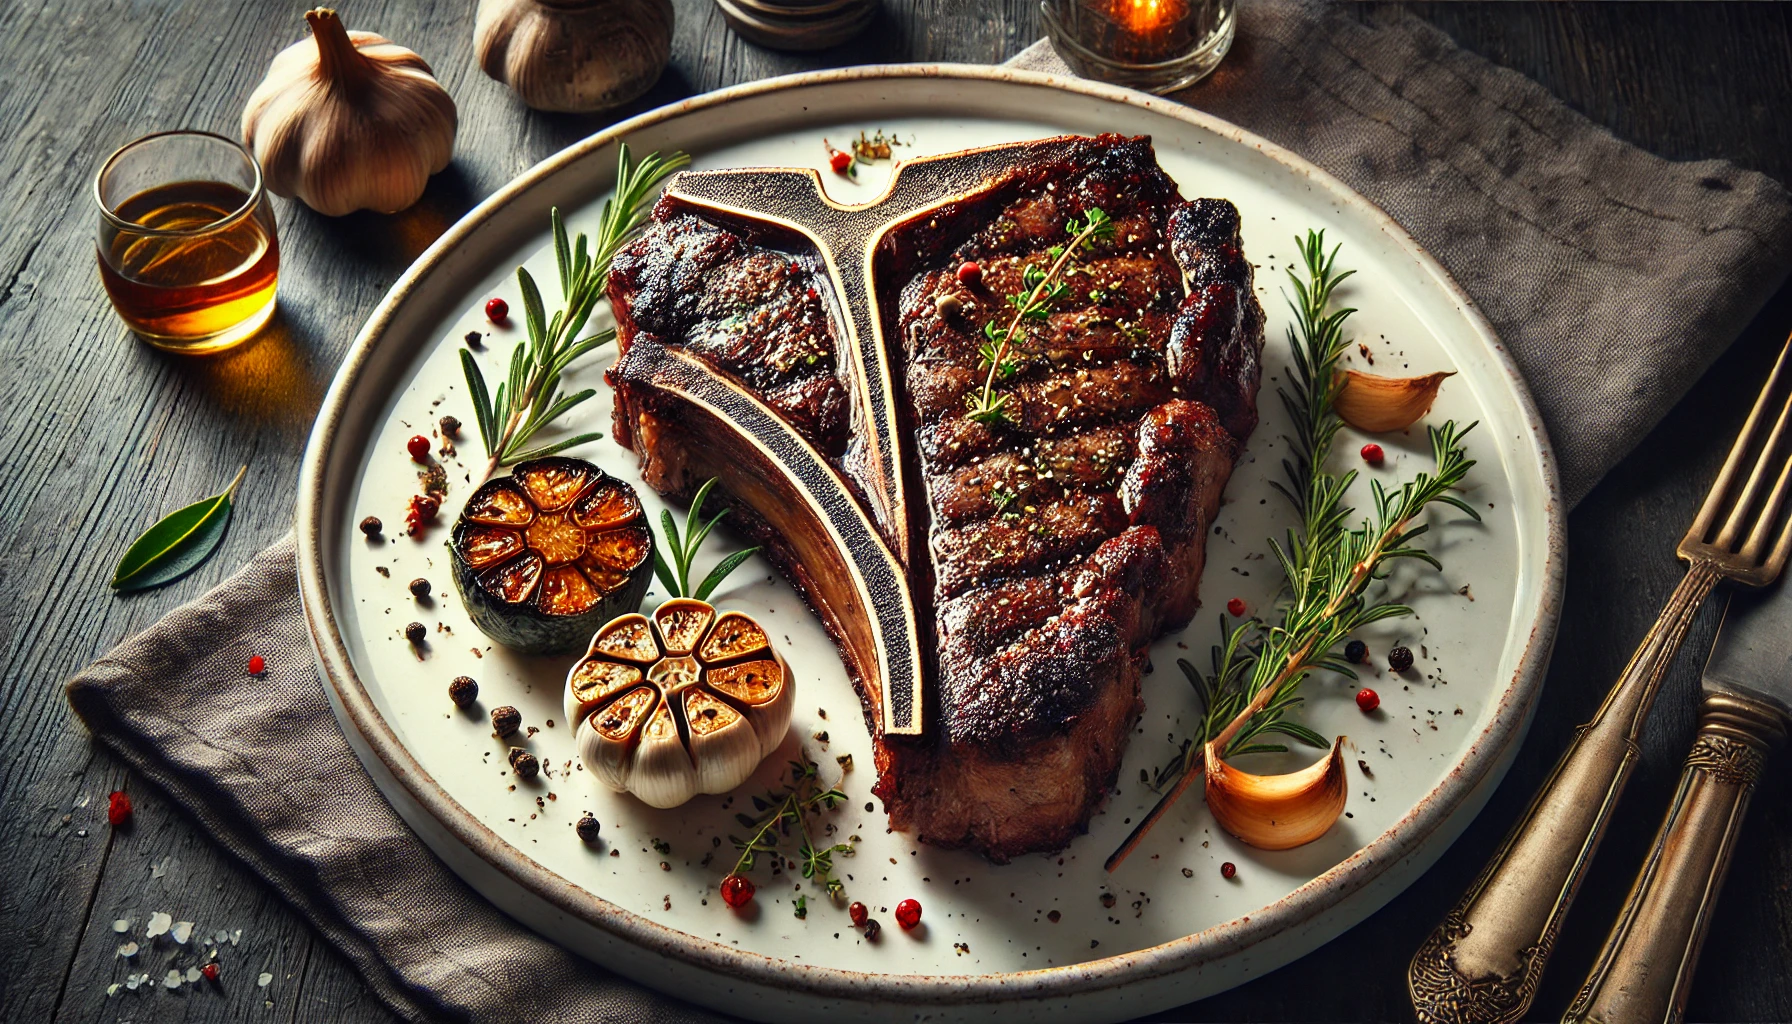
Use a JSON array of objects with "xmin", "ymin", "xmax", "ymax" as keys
[{"xmin": 296, "ymin": 62, "xmax": 1567, "ymax": 1006}]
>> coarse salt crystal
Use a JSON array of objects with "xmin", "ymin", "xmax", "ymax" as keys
[
  {"xmin": 125, "ymin": 976, "xmax": 141, "ymax": 991},
  {"xmin": 171, "ymin": 921, "xmax": 193, "ymax": 944},
  {"xmin": 186, "ymin": 966, "xmax": 202, "ymax": 982},
  {"xmin": 111, "ymin": 919, "xmax": 130, "ymax": 933},
  {"xmin": 117, "ymin": 942, "xmax": 138, "ymax": 958},
  {"xmin": 145, "ymin": 912, "xmax": 172, "ymax": 938},
  {"xmin": 231, "ymin": 928, "xmax": 242, "ymax": 945},
  {"xmin": 150, "ymin": 856, "xmax": 171, "ymax": 880},
  {"xmin": 106, "ymin": 983, "xmax": 120, "ymax": 997},
  {"xmin": 257, "ymin": 972, "xmax": 273, "ymax": 988},
  {"xmin": 163, "ymin": 969, "xmax": 183, "ymax": 989}
]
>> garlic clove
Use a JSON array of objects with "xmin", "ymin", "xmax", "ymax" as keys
[
  {"xmin": 627, "ymin": 699, "xmax": 700, "ymax": 809},
  {"xmin": 590, "ymin": 613, "xmax": 661, "ymax": 663},
  {"xmin": 242, "ymin": 8, "xmax": 457, "ymax": 217},
  {"xmin": 683, "ymin": 690, "xmax": 762, "ymax": 796},
  {"xmin": 1203, "ymin": 737, "xmax": 1348, "ymax": 851},
  {"xmin": 704, "ymin": 656, "xmax": 792, "ymax": 757},
  {"xmin": 699, "ymin": 611, "xmax": 771, "ymax": 663},
  {"xmin": 578, "ymin": 684, "xmax": 656, "ymax": 793},
  {"xmin": 653, "ymin": 598, "xmax": 714, "ymax": 657},
  {"xmin": 563, "ymin": 657, "xmax": 641, "ymax": 728},
  {"xmin": 1333, "ymin": 370, "xmax": 1454, "ymax": 433}
]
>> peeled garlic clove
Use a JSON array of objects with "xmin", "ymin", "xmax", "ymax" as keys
[
  {"xmin": 683, "ymin": 689, "xmax": 762, "ymax": 796},
  {"xmin": 1203, "ymin": 737, "xmax": 1348, "ymax": 851},
  {"xmin": 242, "ymin": 8, "xmax": 457, "ymax": 217},
  {"xmin": 627, "ymin": 699, "xmax": 700, "ymax": 809},
  {"xmin": 474, "ymin": 0, "xmax": 673, "ymax": 113},
  {"xmin": 1333, "ymin": 370, "xmax": 1454, "ymax": 433}
]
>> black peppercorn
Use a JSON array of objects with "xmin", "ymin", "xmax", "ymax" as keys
[
  {"xmin": 449, "ymin": 676, "xmax": 478, "ymax": 708},
  {"xmin": 464, "ymin": 330, "xmax": 483, "ymax": 348},
  {"xmin": 404, "ymin": 621, "xmax": 427, "ymax": 644},
  {"xmin": 508, "ymin": 747, "xmax": 539, "ymax": 780},
  {"xmin": 863, "ymin": 918, "xmax": 881, "ymax": 940},
  {"xmin": 1344, "ymin": 639, "xmax": 1368, "ymax": 664},
  {"xmin": 576, "ymin": 815, "xmax": 601, "ymax": 843},
  {"xmin": 1388, "ymin": 645, "xmax": 1415, "ymax": 672},
  {"xmin": 439, "ymin": 415, "xmax": 460, "ymax": 438},
  {"xmin": 359, "ymin": 516, "xmax": 383, "ymax": 538},
  {"xmin": 409, "ymin": 577, "xmax": 432, "ymax": 599},
  {"xmin": 491, "ymin": 705, "xmax": 522, "ymax": 737}
]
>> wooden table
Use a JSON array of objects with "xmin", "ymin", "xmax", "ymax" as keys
[{"xmin": 3, "ymin": 2, "xmax": 1788, "ymax": 1020}]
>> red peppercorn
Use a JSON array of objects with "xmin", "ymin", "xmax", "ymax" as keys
[
  {"xmin": 1356, "ymin": 687, "xmax": 1381, "ymax": 713},
  {"xmin": 1226, "ymin": 597, "xmax": 1246, "ymax": 617},
  {"xmin": 247, "ymin": 654, "xmax": 266, "ymax": 676},
  {"xmin": 107, "ymin": 790, "xmax": 133, "ymax": 827},
  {"xmin": 405, "ymin": 494, "xmax": 440, "ymax": 535},
  {"xmin": 829, "ymin": 149, "xmax": 855, "ymax": 174},
  {"xmin": 720, "ymin": 873, "xmax": 755, "ymax": 909},
  {"xmin": 485, "ymin": 297, "xmax": 509, "ymax": 322},
  {"xmin": 895, "ymin": 898, "xmax": 922, "ymax": 930},
  {"xmin": 848, "ymin": 901, "xmax": 868, "ymax": 927},
  {"xmin": 407, "ymin": 435, "xmax": 432, "ymax": 462},
  {"xmin": 1361, "ymin": 443, "xmax": 1385, "ymax": 465},
  {"xmin": 1220, "ymin": 861, "xmax": 1237, "ymax": 880},
  {"xmin": 956, "ymin": 260, "xmax": 981, "ymax": 285},
  {"xmin": 201, "ymin": 963, "xmax": 220, "ymax": 983}
]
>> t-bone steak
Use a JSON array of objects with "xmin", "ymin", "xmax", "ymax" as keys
[{"xmin": 606, "ymin": 133, "xmax": 1263, "ymax": 861}]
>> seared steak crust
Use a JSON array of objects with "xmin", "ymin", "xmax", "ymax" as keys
[{"xmin": 607, "ymin": 134, "xmax": 1262, "ymax": 861}]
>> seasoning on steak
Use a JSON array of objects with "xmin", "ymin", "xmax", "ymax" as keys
[{"xmin": 607, "ymin": 133, "xmax": 1262, "ymax": 861}]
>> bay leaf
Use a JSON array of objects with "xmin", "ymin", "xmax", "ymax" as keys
[{"xmin": 111, "ymin": 466, "xmax": 246, "ymax": 592}]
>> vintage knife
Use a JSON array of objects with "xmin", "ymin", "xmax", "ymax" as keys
[{"xmin": 1566, "ymin": 583, "xmax": 1792, "ymax": 1023}]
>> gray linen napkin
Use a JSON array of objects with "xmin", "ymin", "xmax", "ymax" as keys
[{"xmin": 66, "ymin": 5, "xmax": 1792, "ymax": 1023}]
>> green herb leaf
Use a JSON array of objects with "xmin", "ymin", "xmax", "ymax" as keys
[
  {"xmin": 694, "ymin": 547, "xmax": 762, "ymax": 602},
  {"xmin": 111, "ymin": 466, "xmax": 246, "ymax": 591}
]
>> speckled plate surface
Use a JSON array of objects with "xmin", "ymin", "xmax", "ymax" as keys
[{"xmin": 297, "ymin": 66, "xmax": 1564, "ymax": 1023}]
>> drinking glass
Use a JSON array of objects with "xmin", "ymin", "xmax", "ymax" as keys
[
  {"xmin": 94, "ymin": 130, "xmax": 280, "ymax": 354},
  {"xmin": 1041, "ymin": 0, "xmax": 1237, "ymax": 94}
]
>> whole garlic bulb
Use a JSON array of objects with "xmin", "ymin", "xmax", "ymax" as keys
[
  {"xmin": 475, "ymin": 0, "xmax": 673, "ymax": 113},
  {"xmin": 565, "ymin": 600, "xmax": 792, "ymax": 808},
  {"xmin": 242, "ymin": 8, "xmax": 456, "ymax": 216}
]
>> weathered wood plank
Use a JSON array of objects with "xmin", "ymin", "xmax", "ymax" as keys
[{"xmin": 0, "ymin": 2, "xmax": 1787, "ymax": 1022}]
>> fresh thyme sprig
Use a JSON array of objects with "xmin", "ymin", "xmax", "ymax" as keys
[
  {"xmin": 730, "ymin": 760, "xmax": 854, "ymax": 902},
  {"xmin": 965, "ymin": 208, "xmax": 1115, "ymax": 424},
  {"xmin": 1106, "ymin": 231, "xmax": 1480, "ymax": 872},
  {"xmin": 461, "ymin": 145, "xmax": 689, "ymax": 483},
  {"xmin": 651, "ymin": 477, "xmax": 762, "ymax": 601}
]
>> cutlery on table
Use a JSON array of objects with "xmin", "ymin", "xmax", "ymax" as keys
[
  {"xmin": 1407, "ymin": 332, "xmax": 1792, "ymax": 1024},
  {"xmin": 1564, "ymin": 580, "xmax": 1791, "ymax": 1023}
]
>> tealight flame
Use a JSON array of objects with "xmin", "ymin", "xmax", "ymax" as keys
[{"xmin": 1115, "ymin": 0, "xmax": 1184, "ymax": 33}]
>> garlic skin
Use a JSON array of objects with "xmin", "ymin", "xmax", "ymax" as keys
[
  {"xmin": 242, "ymin": 8, "xmax": 456, "ymax": 217},
  {"xmin": 1333, "ymin": 370, "xmax": 1454, "ymax": 433},
  {"xmin": 475, "ymin": 0, "xmax": 673, "ymax": 114},
  {"xmin": 566, "ymin": 600, "xmax": 792, "ymax": 809},
  {"xmin": 1203, "ymin": 737, "xmax": 1348, "ymax": 850}
]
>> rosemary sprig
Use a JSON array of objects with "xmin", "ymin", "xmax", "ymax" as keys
[
  {"xmin": 730, "ymin": 760, "xmax": 853, "ymax": 901},
  {"xmin": 1106, "ymin": 231, "xmax": 1480, "ymax": 872},
  {"xmin": 965, "ymin": 208, "xmax": 1115, "ymax": 424},
  {"xmin": 651, "ymin": 477, "xmax": 762, "ymax": 601},
  {"xmin": 461, "ymin": 145, "xmax": 689, "ymax": 483}
]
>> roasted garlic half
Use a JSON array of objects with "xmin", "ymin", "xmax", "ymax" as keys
[{"xmin": 564, "ymin": 599, "xmax": 792, "ymax": 808}]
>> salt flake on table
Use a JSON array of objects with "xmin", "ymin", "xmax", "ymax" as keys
[
  {"xmin": 150, "ymin": 855, "xmax": 172, "ymax": 880},
  {"xmin": 163, "ymin": 969, "xmax": 183, "ymax": 989},
  {"xmin": 124, "ymin": 975, "xmax": 141, "ymax": 991},
  {"xmin": 111, "ymin": 918, "xmax": 130, "ymax": 933},
  {"xmin": 171, "ymin": 920, "xmax": 193, "ymax": 944},
  {"xmin": 257, "ymin": 972, "xmax": 273, "ymax": 988},
  {"xmin": 106, "ymin": 982, "xmax": 120, "ymax": 997},
  {"xmin": 185, "ymin": 966, "xmax": 202, "ymax": 982},
  {"xmin": 230, "ymin": 928, "xmax": 242, "ymax": 945},
  {"xmin": 117, "ymin": 941, "xmax": 138, "ymax": 958},
  {"xmin": 145, "ymin": 912, "xmax": 171, "ymax": 938}
]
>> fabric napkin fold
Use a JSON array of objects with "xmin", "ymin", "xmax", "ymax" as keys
[{"xmin": 67, "ymin": 4, "xmax": 1792, "ymax": 1023}]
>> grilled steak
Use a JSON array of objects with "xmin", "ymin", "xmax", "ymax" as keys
[{"xmin": 607, "ymin": 134, "xmax": 1262, "ymax": 861}]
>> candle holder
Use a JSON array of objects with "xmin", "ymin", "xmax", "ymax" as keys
[{"xmin": 1040, "ymin": 0, "xmax": 1236, "ymax": 94}]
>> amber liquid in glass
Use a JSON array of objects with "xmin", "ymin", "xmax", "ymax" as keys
[{"xmin": 98, "ymin": 180, "xmax": 278, "ymax": 346}]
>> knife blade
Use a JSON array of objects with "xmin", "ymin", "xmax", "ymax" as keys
[{"xmin": 1703, "ymin": 578, "xmax": 1792, "ymax": 716}]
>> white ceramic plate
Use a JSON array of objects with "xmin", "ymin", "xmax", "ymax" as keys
[{"xmin": 298, "ymin": 66, "xmax": 1564, "ymax": 1023}]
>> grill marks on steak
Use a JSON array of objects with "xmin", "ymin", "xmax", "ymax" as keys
[{"xmin": 606, "ymin": 134, "xmax": 1263, "ymax": 860}]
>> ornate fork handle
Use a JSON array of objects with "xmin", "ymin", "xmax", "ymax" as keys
[
  {"xmin": 1564, "ymin": 691, "xmax": 1786, "ymax": 1024},
  {"xmin": 1408, "ymin": 560, "xmax": 1723, "ymax": 1024}
]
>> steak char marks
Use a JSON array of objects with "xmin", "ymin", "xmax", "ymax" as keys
[{"xmin": 608, "ymin": 134, "xmax": 1262, "ymax": 861}]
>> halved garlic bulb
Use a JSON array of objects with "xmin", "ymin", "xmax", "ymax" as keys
[
  {"xmin": 564, "ymin": 599, "xmax": 792, "ymax": 808},
  {"xmin": 1333, "ymin": 370, "xmax": 1454, "ymax": 433},
  {"xmin": 1203, "ymin": 737, "xmax": 1348, "ymax": 850}
]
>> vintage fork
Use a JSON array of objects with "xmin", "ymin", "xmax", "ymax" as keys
[{"xmin": 1407, "ymin": 332, "xmax": 1792, "ymax": 1024}]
